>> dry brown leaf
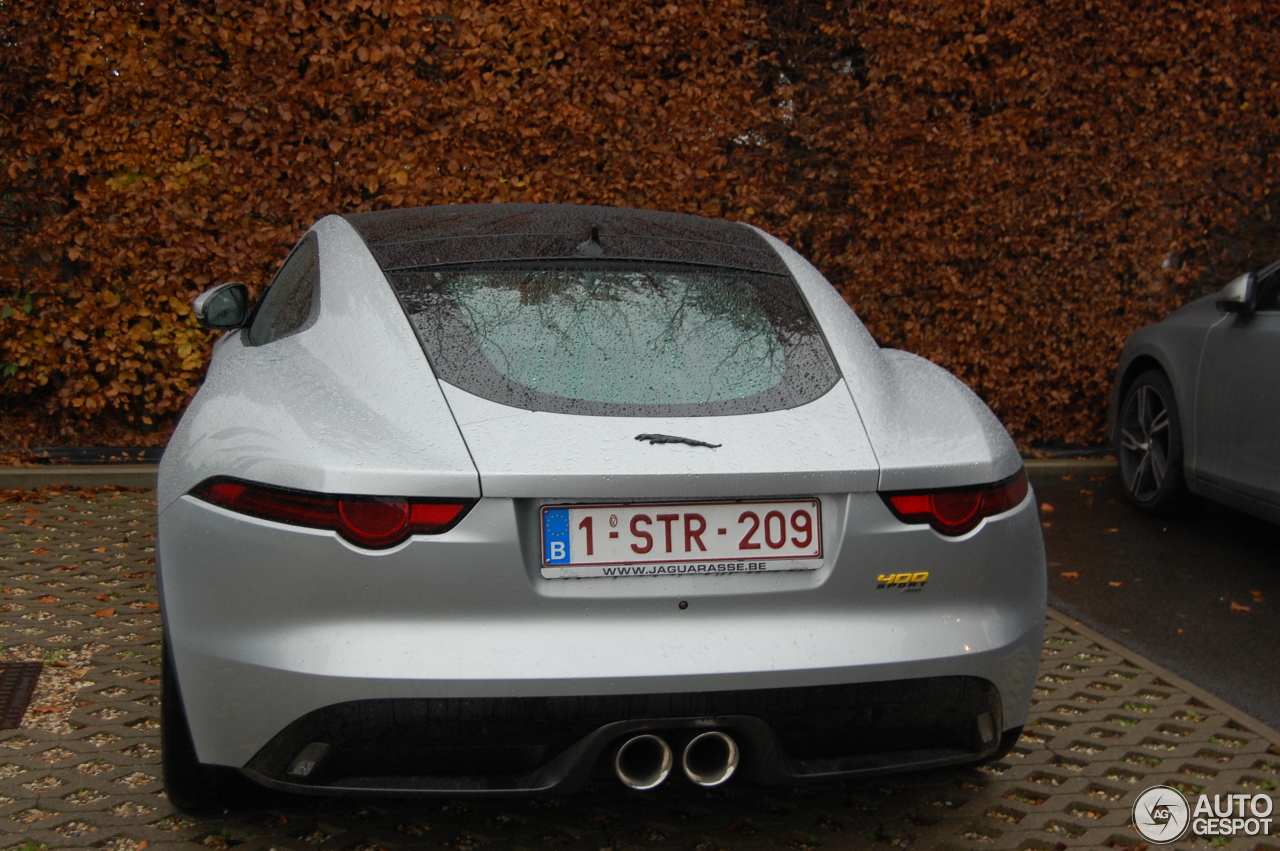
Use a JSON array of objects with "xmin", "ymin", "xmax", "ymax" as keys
[{"xmin": 2, "ymin": 0, "xmax": 1278, "ymax": 449}]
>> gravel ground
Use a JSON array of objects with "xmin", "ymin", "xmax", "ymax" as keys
[{"xmin": 0, "ymin": 488, "xmax": 1276, "ymax": 851}]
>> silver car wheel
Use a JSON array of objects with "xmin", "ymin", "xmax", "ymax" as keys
[{"xmin": 1120, "ymin": 383, "xmax": 1170, "ymax": 501}]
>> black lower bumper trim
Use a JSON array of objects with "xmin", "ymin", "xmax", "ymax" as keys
[{"xmin": 242, "ymin": 676, "xmax": 1004, "ymax": 796}]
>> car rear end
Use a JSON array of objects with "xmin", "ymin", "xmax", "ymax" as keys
[{"xmin": 158, "ymin": 206, "xmax": 1045, "ymax": 796}]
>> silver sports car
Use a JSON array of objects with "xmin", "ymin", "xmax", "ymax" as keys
[
  {"xmin": 159, "ymin": 204, "xmax": 1046, "ymax": 810},
  {"xmin": 1111, "ymin": 259, "xmax": 1280, "ymax": 522}
]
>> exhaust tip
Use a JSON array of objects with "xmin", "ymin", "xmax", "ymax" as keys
[
  {"xmin": 615, "ymin": 734, "xmax": 673, "ymax": 791},
  {"xmin": 682, "ymin": 730, "xmax": 739, "ymax": 787}
]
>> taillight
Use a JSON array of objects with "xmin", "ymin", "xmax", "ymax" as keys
[
  {"xmin": 192, "ymin": 478, "xmax": 475, "ymax": 549},
  {"xmin": 881, "ymin": 470, "xmax": 1029, "ymax": 536}
]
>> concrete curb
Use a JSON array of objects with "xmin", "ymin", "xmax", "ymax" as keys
[
  {"xmin": 1024, "ymin": 457, "xmax": 1117, "ymax": 475},
  {"xmin": 0, "ymin": 463, "xmax": 160, "ymax": 489},
  {"xmin": 1047, "ymin": 606, "xmax": 1280, "ymax": 748}
]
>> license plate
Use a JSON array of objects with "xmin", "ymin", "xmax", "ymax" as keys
[{"xmin": 540, "ymin": 499, "xmax": 822, "ymax": 579}]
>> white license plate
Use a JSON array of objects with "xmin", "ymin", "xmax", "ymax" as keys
[{"xmin": 540, "ymin": 499, "xmax": 822, "ymax": 579}]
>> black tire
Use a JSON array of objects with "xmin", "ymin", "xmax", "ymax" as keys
[
  {"xmin": 161, "ymin": 640, "xmax": 250, "ymax": 813},
  {"xmin": 1117, "ymin": 369, "xmax": 1198, "ymax": 516}
]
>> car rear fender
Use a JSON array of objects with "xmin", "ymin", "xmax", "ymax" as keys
[
  {"xmin": 158, "ymin": 215, "xmax": 480, "ymax": 512},
  {"xmin": 1110, "ymin": 294, "xmax": 1222, "ymax": 477},
  {"xmin": 749, "ymin": 229, "xmax": 1021, "ymax": 491}
]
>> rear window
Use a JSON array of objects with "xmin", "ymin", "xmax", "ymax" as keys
[{"xmin": 390, "ymin": 263, "xmax": 840, "ymax": 417}]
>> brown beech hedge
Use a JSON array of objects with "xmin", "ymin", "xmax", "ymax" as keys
[{"xmin": 2, "ymin": 0, "xmax": 1278, "ymax": 449}]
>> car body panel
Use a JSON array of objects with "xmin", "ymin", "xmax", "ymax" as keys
[
  {"xmin": 440, "ymin": 379, "xmax": 878, "ymax": 499},
  {"xmin": 158, "ymin": 488, "xmax": 1045, "ymax": 768},
  {"xmin": 159, "ymin": 216, "xmax": 480, "ymax": 511},
  {"xmin": 159, "ymin": 204, "xmax": 1047, "ymax": 788},
  {"xmin": 752, "ymin": 230, "xmax": 1023, "ymax": 492},
  {"xmin": 1112, "ymin": 291, "xmax": 1280, "ymax": 523},
  {"xmin": 1110, "ymin": 294, "xmax": 1219, "ymax": 471},
  {"xmin": 345, "ymin": 204, "xmax": 792, "ymax": 276},
  {"xmin": 1194, "ymin": 310, "xmax": 1280, "ymax": 506}
]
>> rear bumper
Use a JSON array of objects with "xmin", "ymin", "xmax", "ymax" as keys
[
  {"xmin": 242, "ymin": 677, "xmax": 1009, "ymax": 795},
  {"xmin": 159, "ymin": 489, "xmax": 1046, "ymax": 775}
]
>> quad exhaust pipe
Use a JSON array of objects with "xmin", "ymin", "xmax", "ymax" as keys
[
  {"xmin": 681, "ymin": 730, "xmax": 739, "ymax": 787},
  {"xmin": 614, "ymin": 730, "xmax": 739, "ymax": 790},
  {"xmin": 614, "ymin": 734, "xmax": 673, "ymax": 790}
]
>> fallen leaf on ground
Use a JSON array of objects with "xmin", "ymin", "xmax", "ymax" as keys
[
  {"xmin": 1060, "ymin": 474, "xmax": 1075, "ymax": 481},
  {"xmin": 1060, "ymin": 571, "xmax": 1079, "ymax": 579},
  {"xmin": 32, "ymin": 547, "xmax": 50, "ymax": 555},
  {"xmin": 1089, "ymin": 475, "xmax": 1107, "ymax": 481},
  {"xmin": 1177, "ymin": 628, "xmax": 1185, "ymax": 634},
  {"xmin": 1105, "ymin": 527, "xmax": 1119, "ymax": 533},
  {"xmin": 1249, "ymin": 590, "xmax": 1263, "ymax": 602},
  {"xmin": 1109, "ymin": 581, "xmax": 1123, "ymax": 587},
  {"xmin": 1042, "ymin": 521, "xmax": 1054, "ymax": 528},
  {"xmin": 1040, "ymin": 503, "xmax": 1055, "ymax": 512},
  {"xmin": 35, "ymin": 596, "xmax": 57, "ymax": 603},
  {"xmin": 93, "ymin": 608, "xmax": 115, "ymax": 618},
  {"xmin": 1229, "ymin": 601, "xmax": 1251, "ymax": 613}
]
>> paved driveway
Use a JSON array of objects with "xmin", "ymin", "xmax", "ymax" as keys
[
  {"xmin": 0, "ymin": 487, "xmax": 1276, "ymax": 850},
  {"xmin": 1034, "ymin": 469, "xmax": 1280, "ymax": 732}
]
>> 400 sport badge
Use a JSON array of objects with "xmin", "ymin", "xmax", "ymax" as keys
[{"xmin": 877, "ymin": 571, "xmax": 930, "ymax": 591}]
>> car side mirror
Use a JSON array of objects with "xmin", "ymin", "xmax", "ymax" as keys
[
  {"xmin": 194, "ymin": 283, "xmax": 250, "ymax": 330},
  {"xmin": 1215, "ymin": 272, "xmax": 1256, "ymax": 314}
]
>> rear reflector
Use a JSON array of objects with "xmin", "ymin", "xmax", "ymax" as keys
[
  {"xmin": 881, "ymin": 470, "xmax": 1029, "ymax": 536},
  {"xmin": 192, "ymin": 478, "xmax": 475, "ymax": 549}
]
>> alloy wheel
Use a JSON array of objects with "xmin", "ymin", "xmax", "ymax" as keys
[{"xmin": 1119, "ymin": 383, "xmax": 1170, "ymax": 501}]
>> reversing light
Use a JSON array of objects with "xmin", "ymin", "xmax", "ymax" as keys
[
  {"xmin": 192, "ymin": 478, "xmax": 474, "ymax": 549},
  {"xmin": 881, "ymin": 470, "xmax": 1029, "ymax": 536}
]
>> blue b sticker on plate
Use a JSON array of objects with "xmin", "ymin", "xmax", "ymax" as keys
[{"xmin": 543, "ymin": 508, "xmax": 571, "ymax": 564}]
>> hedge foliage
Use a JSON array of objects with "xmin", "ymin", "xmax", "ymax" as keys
[{"xmin": 2, "ymin": 0, "xmax": 1278, "ymax": 448}]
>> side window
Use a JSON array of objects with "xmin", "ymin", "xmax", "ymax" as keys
[
  {"xmin": 248, "ymin": 232, "xmax": 320, "ymax": 346},
  {"xmin": 1256, "ymin": 264, "xmax": 1280, "ymax": 312}
]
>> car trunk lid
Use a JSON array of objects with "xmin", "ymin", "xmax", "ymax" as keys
[{"xmin": 439, "ymin": 380, "xmax": 878, "ymax": 499}]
